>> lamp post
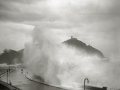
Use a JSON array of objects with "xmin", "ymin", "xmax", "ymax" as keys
[{"xmin": 84, "ymin": 78, "xmax": 89, "ymax": 90}]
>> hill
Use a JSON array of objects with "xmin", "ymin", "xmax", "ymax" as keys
[
  {"xmin": 0, "ymin": 37, "xmax": 105, "ymax": 64},
  {"xmin": 0, "ymin": 49, "xmax": 23, "ymax": 64},
  {"xmin": 63, "ymin": 36, "xmax": 104, "ymax": 58}
]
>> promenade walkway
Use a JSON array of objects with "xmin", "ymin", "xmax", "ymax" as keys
[
  {"xmin": 0, "ymin": 68, "xmax": 110, "ymax": 90},
  {"xmin": 1, "ymin": 69, "xmax": 64, "ymax": 90},
  {"xmin": 0, "ymin": 69, "xmax": 20, "ymax": 90},
  {"xmin": 0, "ymin": 80, "xmax": 20, "ymax": 90}
]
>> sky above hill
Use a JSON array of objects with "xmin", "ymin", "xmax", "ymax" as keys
[{"xmin": 0, "ymin": 0, "xmax": 120, "ymax": 60}]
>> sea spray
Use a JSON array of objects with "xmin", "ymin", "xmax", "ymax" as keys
[{"xmin": 23, "ymin": 28, "xmax": 120, "ymax": 89}]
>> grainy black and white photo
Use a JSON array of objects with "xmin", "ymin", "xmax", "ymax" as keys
[{"xmin": 0, "ymin": 0, "xmax": 120, "ymax": 90}]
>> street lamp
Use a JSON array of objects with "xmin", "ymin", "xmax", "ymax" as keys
[{"xmin": 84, "ymin": 78, "xmax": 89, "ymax": 90}]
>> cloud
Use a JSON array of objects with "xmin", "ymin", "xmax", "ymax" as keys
[
  {"xmin": 0, "ymin": 22, "xmax": 34, "ymax": 53},
  {"xmin": 0, "ymin": 0, "xmax": 49, "ymax": 22},
  {"xmin": 0, "ymin": 0, "xmax": 120, "ymax": 24},
  {"xmin": 0, "ymin": 0, "xmax": 119, "ymax": 58}
]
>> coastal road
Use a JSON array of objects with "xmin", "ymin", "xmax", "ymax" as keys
[
  {"xmin": 0, "ymin": 68, "xmax": 107, "ymax": 90},
  {"xmin": 0, "ymin": 69, "xmax": 65, "ymax": 90}
]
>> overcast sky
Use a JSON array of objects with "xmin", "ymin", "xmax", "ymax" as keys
[{"xmin": 0, "ymin": 0, "xmax": 120, "ymax": 60}]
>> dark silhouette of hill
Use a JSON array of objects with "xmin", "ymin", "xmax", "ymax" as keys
[
  {"xmin": 0, "ymin": 49, "xmax": 23, "ymax": 64},
  {"xmin": 63, "ymin": 36, "xmax": 104, "ymax": 58},
  {"xmin": 18, "ymin": 49, "xmax": 24, "ymax": 55},
  {"xmin": 0, "ymin": 37, "xmax": 105, "ymax": 64}
]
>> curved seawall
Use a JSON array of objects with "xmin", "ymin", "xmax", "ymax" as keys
[
  {"xmin": 25, "ymin": 71, "xmax": 83, "ymax": 90},
  {"xmin": 25, "ymin": 70, "xmax": 106, "ymax": 90}
]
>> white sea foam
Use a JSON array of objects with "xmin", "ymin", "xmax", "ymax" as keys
[{"xmin": 23, "ymin": 28, "xmax": 120, "ymax": 89}]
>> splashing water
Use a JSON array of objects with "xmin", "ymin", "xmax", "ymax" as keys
[{"xmin": 23, "ymin": 28, "xmax": 120, "ymax": 89}]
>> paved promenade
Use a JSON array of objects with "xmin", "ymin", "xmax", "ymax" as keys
[
  {"xmin": 0, "ymin": 69, "xmax": 64, "ymax": 90},
  {"xmin": 0, "ymin": 80, "xmax": 20, "ymax": 90},
  {"xmin": 0, "ymin": 68, "xmax": 110, "ymax": 90}
]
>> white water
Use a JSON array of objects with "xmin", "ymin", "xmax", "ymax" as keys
[{"xmin": 23, "ymin": 28, "xmax": 120, "ymax": 89}]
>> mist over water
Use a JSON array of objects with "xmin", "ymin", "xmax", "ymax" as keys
[{"xmin": 23, "ymin": 28, "xmax": 120, "ymax": 89}]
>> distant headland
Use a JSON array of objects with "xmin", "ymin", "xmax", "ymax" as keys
[
  {"xmin": 0, "ymin": 37, "xmax": 105, "ymax": 64},
  {"xmin": 63, "ymin": 36, "xmax": 104, "ymax": 58}
]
